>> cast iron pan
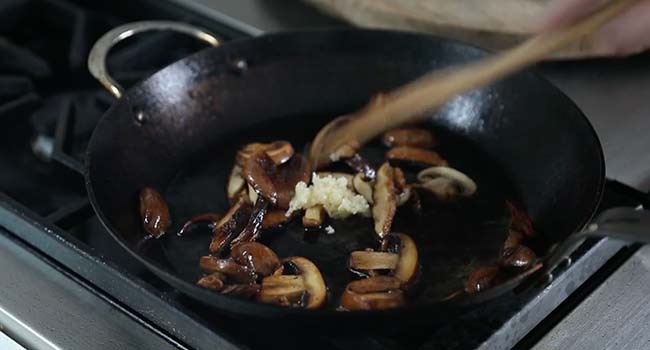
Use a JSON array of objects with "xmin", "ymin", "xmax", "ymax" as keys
[{"xmin": 85, "ymin": 22, "xmax": 620, "ymax": 328}]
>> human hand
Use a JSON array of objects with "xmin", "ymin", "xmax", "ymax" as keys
[{"xmin": 538, "ymin": 0, "xmax": 650, "ymax": 56}]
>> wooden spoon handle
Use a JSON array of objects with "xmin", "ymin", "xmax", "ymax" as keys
[{"xmin": 313, "ymin": 0, "xmax": 636, "ymax": 165}]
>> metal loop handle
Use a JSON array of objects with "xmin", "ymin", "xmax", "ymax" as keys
[{"xmin": 88, "ymin": 21, "xmax": 220, "ymax": 99}]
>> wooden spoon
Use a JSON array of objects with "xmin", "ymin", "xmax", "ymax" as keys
[{"xmin": 309, "ymin": 0, "xmax": 637, "ymax": 168}]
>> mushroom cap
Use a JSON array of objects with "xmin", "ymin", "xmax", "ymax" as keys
[
  {"xmin": 230, "ymin": 242, "xmax": 281, "ymax": 278},
  {"xmin": 236, "ymin": 141, "xmax": 295, "ymax": 167},
  {"xmin": 199, "ymin": 256, "xmax": 258, "ymax": 284},
  {"xmin": 139, "ymin": 187, "xmax": 171, "ymax": 238},
  {"xmin": 244, "ymin": 152, "xmax": 310, "ymax": 209},
  {"xmin": 285, "ymin": 256, "xmax": 327, "ymax": 309},
  {"xmin": 391, "ymin": 233, "xmax": 419, "ymax": 286}
]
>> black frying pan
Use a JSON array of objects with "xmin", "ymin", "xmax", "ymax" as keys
[{"xmin": 85, "ymin": 21, "xmax": 650, "ymax": 328}]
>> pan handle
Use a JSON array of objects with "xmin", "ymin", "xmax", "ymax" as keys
[
  {"xmin": 88, "ymin": 21, "xmax": 220, "ymax": 99},
  {"xmin": 545, "ymin": 206, "xmax": 650, "ymax": 274}
]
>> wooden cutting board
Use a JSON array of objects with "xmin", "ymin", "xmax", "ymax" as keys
[{"xmin": 304, "ymin": 0, "xmax": 605, "ymax": 59}]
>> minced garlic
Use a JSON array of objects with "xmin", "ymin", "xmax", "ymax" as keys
[{"xmin": 286, "ymin": 173, "xmax": 370, "ymax": 219}]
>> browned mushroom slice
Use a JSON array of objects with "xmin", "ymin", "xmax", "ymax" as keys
[
  {"xmin": 353, "ymin": 173, "xmax": 374, "ymax": 204},
  {"xmin": 503, "ymin": 230, "xmax": 524, "ymax": 252},
  {"xmin": 199, "ymin": 256, "xmax": 258, "ymax": 284},
  {"xmin": 372, "ymin": 163, "xmax": 397, "ymax": 239},
  {"xmin": 197, "ymin": 272, "xmax": 226, "ymax": 291},
  {"xmin": 227, "ymin": 165, "xmax": 247, "ymax": 203},
  {"xmin": 139, "ymin": 187, "xmax": 171, "ymax": 238},
  {"xmin": 500, "ymin": 245, "xmax": 536, "ymax": 270},
  {"xmin": 464, "ymin": 266, "xmax": 500, "ymax": 294},
  {"xmin": 221, "ymin": 284, "xmax": 261, "ymax": 298},
  {"xmin": 244, "ymin": 151, "xmax": 310, "ymax": 210},
  {"xmin": 271, "ymin": 153, "xmax": 311, "ymax": 209},
  {"xmin": 256, "ymin": 275, "xmax": 308, "ymax": 306},
  {"xmin": 308, "ymin": 115, "xmax": 354, "ymax": 169},
  {"xmin": 258, "ymin": 257, "xmax": 327, "ymax": 308},
  {"xmin": 244, "ymin": 151, "xmax": 278, "ymax": 205},
  {"xmin": 340, "ymin": 276, "xmax": 405, "ymax": 311},
  {"xmin": 178, "ymin": 212, "xmax": 223, "ymax": 237},
  {"xmin": 230, "ymin": 242, "xmax": 281, "ymax": 278},
  {"xmin": 390, "ymin": 233, "xmax": 419, "ymax": 286},
  {"xmin": 416, "ymin": 166, "xmax": 477, "ymax": 201},
  {"xmin": 229, "ymin": 197, "xmax": 269, "ymax": 247},
  {"xmin": 289, "ymin": 257, "xmax": 327, "ymax": 309},
  {"xmin": 393, "ymin": 167, "xmax": 411, "ymax": 206},
  {"xmin": 303, "ymin": 205, "xmax": 326, "ymax": 228},
  {"xmin": 386, "ymin": 146, "xmax": 449, "ymax": 168},
  {"xmin": 349, "ymin": 251, "xmax": 399, "ymax": 271},
  {"xmin": 382, "ymin": 128, "xmax": 436, "ymax": 148},
  {"xmin": 506, "ymin": 200, "xmax": 535, "ymax": 237},
  {"xmin": 236, "ymin": 141, "xmax": 294, "ymax": 167},
  {"xmin": 209, "ymin": 197, "xmax": 252, "ymax": 254},
  {"xmin": 262, "ymin": 209, "xmax": 294, "ymax": 230}
]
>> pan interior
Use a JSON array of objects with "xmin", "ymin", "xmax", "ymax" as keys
[{"xmin": 159, "ymin": 112, "xmax": 519, "ymax": 309}]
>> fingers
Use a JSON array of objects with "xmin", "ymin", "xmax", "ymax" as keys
[
  {"xmin": 537, "ymin": 0, "xmax": 650, "ymax": 56},
  {"xmin": 592, "ymin": 0, "xmax": 650, "ymax": 55},
  {"xmin": 536, "ymin": 0, "xmax": 609, "ymax": 31}
]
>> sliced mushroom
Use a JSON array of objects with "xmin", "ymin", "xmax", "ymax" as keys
[
  {"xmin": 329, "ymin": 143, "xmax": 358, "ymax": 162},
  {"xmin": 178, "ymin": 212, "xmax": 223, "ymax": 237},
  {"xmin": 197, "ymin": 272, "xmax": 226, "ymax": 291},
  {"xmin": 349, "ymin": 251, "xmax": 399, "ymax": 271},
  {"xmin": 244, "ymin": 152, "xmax": 310, "ymax": 210},
  {"xmin": 386, "ymin": 146, "xmax": 448, "ymax": 168},
  {"xmin": 340, "ymin": 276, "xmax": 405, "ymax": 311},
  {"xmin": 506, "ymin": 200, "xmax": 535, "ymax": 237},
  {"xmin": 247, "ymin": 183, "xmax": 258, "ymax": 204},
  {"xmin": 500, "ymin": 245, "xmax": 536, "ymax": 270},
  {"xmin": 393, "ymin": 167, "xmax": 411, "ymax": 206},
  {"xmin": 209, "ymin": 197, "xmax": 252, "ymax": 254},
  {"xmin": 221, "ymin": 284, "xmax": 261, "ymax": 298},
  {"xmin": 236, "ymin": 141, "xmax": 294, "ymax": 167},
  {"xmin": 139, "ymin": 187, "xmax": 171, "ymax": 238},
  {"xmin": 390, "ymin": 233, "xmax": 419, "ymax": 286},
  {"xmin": 227, "ymin": 165, "xmax": 246, "ymax": 203},
  {"xmin": 382, "ymin": 128, "xmax": 436, "ymax": 148},
  {"xmin": 308, "ymin": 115, "xmax": 354, "ymax": 169},
  {"xmin": 256, "ymin": 275, "xmax": 307, "ymax": 306},
  {"xmin": 416, "ymin": 166, "xmax": 477, "ymax": 201},
  {"xmin": 230, "ymin": 242, "xmax": 281, "ymax": 278},
  {"xmin": 372, "ymin": 163, "xmax": 397, "ymax": 239},
  {"xmin": 199, "ymin": 256, "xmax": 258, "ymax": 284},
  {"xmin": 503, "ymin": 230, "xmax": 524, "ymax": 252},
  {"xmin": 230, "ymin": 197, "xmax": 269, "ymax": 247},
  {"xmin": 262, "ymin": 209, "xmax": 293, "ymax": 230},
  {"xmin": 353, "ymin": 173, "xmax": 374, "ymax": 204},
  {"xmin": 464, "ymin": 266, "xmax": 499, "ymax": 294},
  {"xmin": 243, "ymin": 151, "xmax": 278, "ymax": 205},
  {"xmin": 303, "ymin": 205, "xmax": 326, "ymax": 228}
]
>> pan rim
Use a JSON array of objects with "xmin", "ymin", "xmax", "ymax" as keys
[{"xmin": 84, "ymin": 27, "xmax": 606, "ymax": 319}]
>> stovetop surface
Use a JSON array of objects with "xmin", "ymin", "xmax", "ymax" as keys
[{"xmin": 0, "ymin": 1, "xmax": 649, "ymax": 350}]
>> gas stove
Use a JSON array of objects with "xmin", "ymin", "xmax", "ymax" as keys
[{"xmin": 1, "ymin": 1, "xmax": 650, "ymax": 349}]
